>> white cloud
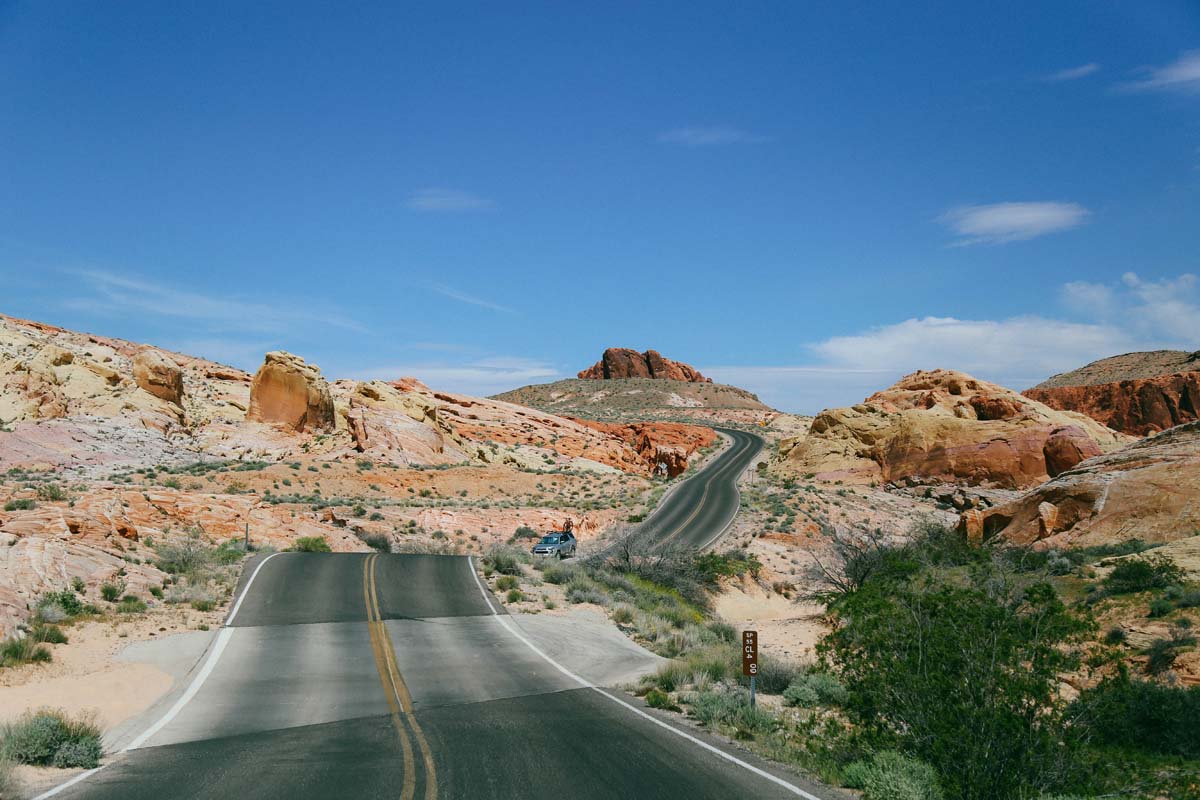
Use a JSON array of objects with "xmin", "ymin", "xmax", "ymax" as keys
[
  {"xmin": 349, "ymin": 356, "xmax": 562, "ymax": 397},
  {"xmin": 62, "ymin": 269, "xmax": 366, "ymax": 334},
  {"xmin": 937, "ymin": 201, "xmax": 1090, "ymax": 245},
  {"xmin": 428, "ymin": 283, "xmax": 515, "ymax": 313},
  {"xmin": 657, "ymin": 126, "xmax": 768, "ymax": 146},
  {"xmin": 405, "ymin": 188, "xmax": 494, "ymax": 212},
  {"xmin": 1119, "ymin": 50, "xmax": 1200, "ymax": 92},
  {"xmin": 711, "ymin": 273, "xmax": 1200, "ymax": 414},
  {"xmin": 1044, "ymin": 62, "xmax": 1100, "ymax": 81}
]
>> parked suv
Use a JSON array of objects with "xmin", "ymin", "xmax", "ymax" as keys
[{"xmin": 531, "ymin": 532, "xmax": 576, "ymax": 559}]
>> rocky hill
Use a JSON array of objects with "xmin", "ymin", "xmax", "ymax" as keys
[
  {"xmin": 776, "ymin": 369, "xmax": 1129, "ymax": 488},
  {"xmin": 1022, "ymin": 351, "xmax": 1200, "ymax": 437},
  {"xmin": 1031, "ymin": 350, "xmax": 1200, "ymax": 388},
  {"xmin": 494, "ymin": 377, "xmax": 773, "ymax": 426},
  {"xmin": 0, "ymin": 314, "xmax": 718, "ymax": 635},
  {"xmin": 578, "ymin": 348, "xmax": 711, "ymax": 382}
]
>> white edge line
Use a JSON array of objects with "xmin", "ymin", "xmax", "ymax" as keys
[
  {"xmin": 465, "ymin": 556, "xmax": 824, "ymax": 800},
  {"xmin": 33, "ymin": 552, "xmax": 283, "ymax": 800}
]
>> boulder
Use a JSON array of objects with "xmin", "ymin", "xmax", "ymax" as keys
[
  {"xmin": 132, "ymin": 348, "xmax": 185, "ymax": 406},
  {"xmin": 958, "ymin": 421, "xmax": 1200, "ymax": 549},
  {"xmin": 246, "ymin": 352, "xmax": 336, "ymax": 433}
]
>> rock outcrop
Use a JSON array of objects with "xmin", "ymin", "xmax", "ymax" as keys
[
  {"xmin": 132, "ymin": 348, "xmax": 185, "ymax": 406},
  {"xmin": 1023, "ymin": 372, "xmax": 1200, "ymax": 437},
  {"xmin": 246, "ymin": 352, "xmax": 336, "ymax": 433},
  {"xmin": 958, "ymin": 421, "xmax": 1200, "ymax": 549},
  {"xmin": 1033, "ymin": 350, "xmax": 1200, "ymax": 388},
  {"xmin": 778, "ymin": 370, "xmax": 1129, "ymax": 488},
  {"xmin": 570, "ymin": 419, "xmax": 719, "ymax": 476},
  {"xmin": 578, "ymin": 348, "xmax": 711, "ymax": 383}
]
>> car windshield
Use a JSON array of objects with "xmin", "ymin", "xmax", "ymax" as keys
[{"xmin": 538, "ymin": 535, "xmax": 560, "ymax": 544}]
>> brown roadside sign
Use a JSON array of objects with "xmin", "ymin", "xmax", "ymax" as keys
[{"xmin": 742, "ymin": 630, "xmax": 758, "ymax": 677}]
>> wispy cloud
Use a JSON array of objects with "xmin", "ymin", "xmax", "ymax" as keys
[
  {"xmin": 405, "ymin": 188, "xmax": 494, "ymax": 212},
  {"xmin": 428, "ymin": 283, "xmax": 515, "ymax": 314},
  {"xmin": 62, "ymin": 269, "xmax": 366, "ymax": 334},
  {"xmin": 1043, "ymin": 62, "xmax": 1100, "ymax": 82},
  {"xmin": 937, "ymin": 201, "xmax": 1090, "ymax": 245},
  {"xmin": 349, "ymin": 356, "xmax": 562, "ymax": 397},
  {"xmin": 657, "ymin": 125, "xmax": 769, "ymax": 146},
  {"xmin": 1118, "ymin": 50, "xmax": 1200, "ymax": 93}
]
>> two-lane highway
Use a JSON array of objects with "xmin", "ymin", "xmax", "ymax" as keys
[
  {"xmin": 44, "ymin": 426, "xmax": 838, "ymax": 800},
  {"xmin": 639, "ymin": 427, "xmax": 763, "ymax": 550}
]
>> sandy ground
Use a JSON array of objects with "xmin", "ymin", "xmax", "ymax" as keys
[{"xmin": 715, "ymin": 579, "xmax": 828, "ymax": 664}]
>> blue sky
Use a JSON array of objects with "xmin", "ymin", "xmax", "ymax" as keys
[{"xmin": 2, "ymin": 1, "xmax": 1198, "ymax": 413}]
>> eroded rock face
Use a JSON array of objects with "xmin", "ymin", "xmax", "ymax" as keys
[
  {"xmin": 1023, "ymin": 372, "xmax": 1200, "ymax": 437},
  {"xmin": 132, "ymin": 348, "xmax": 185, "ymax": 406},
  {"xmin": 958, "ymin": 421, "xmax": 1200, "ymax": 549},
  {"xmin": 570, "ymin": 419, "xmax": 719, "ymax": 476},
  {"xmin": 578, "ymin": 348, "xmax": 711, "ymax": 383},
  {"xmin": 246, "ymin": 352, "xmax": 336, "ymax": 433},
  {"xmin": 777, "ymin": 369, "xmax": 1127, "ymax": 488}
]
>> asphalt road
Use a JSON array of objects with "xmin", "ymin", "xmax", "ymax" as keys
[
  {"xmin": 638, "ymin": 427, "xmax": 764, "ymax": 551},
  {"xmin": 47, "ymin": 428, "xmax": 841, "ymax": 800}
]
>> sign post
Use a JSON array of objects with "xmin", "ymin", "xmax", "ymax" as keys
[{"xmin": 742, "ymin": 630, "xmax": 758, "ymax": 708}]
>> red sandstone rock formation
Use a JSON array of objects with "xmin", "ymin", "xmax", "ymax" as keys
[
  {"xmin": 570, "ymin": 419, "xmax": 718, "ymax": 476},
  {"xmin": 578, "ymin": 348, "xmax": 711, "ymax": 383},
  {"xmin": 246, "ymin": 351, "xmax": 336, "ymax": 433},
  {"xmin": 1023, "ymin": 372, "xmax": 1200, "ymax": 437}
]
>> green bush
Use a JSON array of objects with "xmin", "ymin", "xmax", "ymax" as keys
[
  {"xmin": 357, "ymin": 532, "xmax": 391, "ymax": 552},
  {"xmin": 783, "ymin": 671, "xmax": 848, "ymax": 707},
  {"xmin": 485, "ymin": 546, "xmax": 525, "ymax": 576},
  {"xmin": 116, "ymin": 596, "xmax": 147, "ymax": 614},
  {"xmin": 31, "ymin": 625, "xmax": 67, "ymax": 645},
  {"xmin": 99, "ymin": 582, "xmax": 123, "ymax": 602},
  {"xmin": 1148, "ymin": 598, "xmax": 1173, "ymax": 618},
  {"xmin": 843, "ymin": 751, "xmax": 944, "ymax": 800},
  {"xmin": 3, "ymin": 499, "xmax": 35, "ymax": 512},
  {"xmin": 689, "ymin": 689, "xmax": 776, "ymax": 739},
  {"xmin": 293, "ymin": 536, "xmax": 332, "ymax": 553},
  {"xmin": 509, "ymin": 526, "xmax": 540, "ymax": 543},
  {"xmin": 0, "ymin": 709, "xmax": 102, "ymax": 768},
  {"xmin": 1102, "ymin": 556, "xmax": 1183, "ymax": 595},
  {"xmin": 540, "ymin": 563, "xmax": 576, "ymax": 584},
  {"xmin": 191, "ymin": 599, "xmax": 215, "ymax": 612},
  {"xmin": 1073, "ymin": 673, "xmax": 1200, "ymax": 758},
  {"xmin": 752, "ymin": 657, "xmax": 802, "ymax": 694},
  {"xmin": 505, "ymin": 589, "xmax": 524, "ymax": 603},
  {"xmin": 0, "ymin": 636, "xmax": 52, "ymax": 667},
  {"xmin": 611, "ymin": 604, "xmax": 635, "ymax": 624},
  {"xmin": 643, "ymin": 688, "xmax": 679, "ymax": 711},
  {"xmin": 35, "ymin": 483, "xmax": 66, "ymax": 502}
]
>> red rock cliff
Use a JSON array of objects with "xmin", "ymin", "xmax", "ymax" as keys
[
  {"xmin": 578, "ymin": 348, "xmax": 711, "ymax": 382},
  {"xmin": 1023, "ymin": 371, "xmax": 1200, "ymax": 437}
]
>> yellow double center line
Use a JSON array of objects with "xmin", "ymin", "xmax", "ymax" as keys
[{"xmin": 363, "ymin": 553, "xmax": 437, "ymax": 800}]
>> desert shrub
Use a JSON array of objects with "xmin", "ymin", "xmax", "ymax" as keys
[
  {"xmin": 822, "ymin": 568, "xmax": 1089, "ymax": 800},
  {"xmin": 540, "ymin": 563, "xmax": 576, "ymax": 584},
  {"xmin": 505, "ymin": 589, "xmax": 524, "ymax": 603},
  {"xmin": 752, "ymin": 656, "xmax": 803, "ymax": 694},
  {"xmin": 0, "ymin": 709, "xmax": 102, "ymax": 768},
  {"xmin": 1143, "ymin": 631, "xmax": 1196, "ymax": 675},
  {"xmin": 643, "ymin": 688, "xmax": 679, "ymax": 711},
  {"xmin": 646, "ymin": 643, "xmax": 739, "ymax": 692},
  {"xmin": 1073, "ymin": 673, "xmax": 1200, "ymax": 758},
  {"xmin": 3, "ymin": 499, "xmax": 35, "ymax": 511},
  {"xmin": 70, "ymin": 576, "xmax": 85, "ymax": 593},
  {"xmin": 149, "ymin": 585, "xmax": 164, "ymax": 599},
  {"xmin": 484, "ymin": 546, "xmax": 525, "ymax": 576},
  {"xmin": 293, "ymin": 536, "xmax": 332, "ymax": 553},
  {"xmin": 707, "ymin": 620, "xmax": 736, "ymax": 643},
  {"xmin": 495, "ymin": 575, "xmax": 519, "ymax": 591},
  {"xmin": 116, "ymin": 595, "xmax": 147, "ymax": 613},
  {"xmin": 368, "ymin": 512, "xmax": 384, "ymax": 522},
  {"xmin": 508, "ymin": 526, "xmax": 540, "ymax": 543},
  {"xmin": 191, "ymin": 599, "xmax": 216, "ymax": 612},
  {"xmin": 154, "ymin": 530, "xmax": 218, "ymax": 575},
  {"xmin": 842, "ymin": 751, "xmax": 944, "ymax": 800},
  {"xmin": 1148, "ymin": 598, "xmax": 1173, "ymax": 618},
  {"xmin": 1175, "ymin": 590, "xmax": 1200, "ymax": 609},
  {"xmin": 784, "ymin": 671, "xmax": 848, "ymax": 707},
  {"xmin": 1102, "ymin": 626, "xmax": 1126, "ymax": 645},
  {"xmin": 30, "ymin": 625, "xmax": 67, "ymax": 645},
  {"xmin": 35, "ymin": 483, "xmax": 66, "ymax": 502},
  {"xmin": 356, "ymin": 532, "xmax": 391, "ymax": 552},
  {"xmin": 611, "ymin": 604, "xmax": 636, "ymax": 624},
  {"xmin": 0, "ymin": 755, "xmax": 18, "ymax": 798},
  {"xmin": 99, "ymin": 582, "xmax": 123, "ymax": 602},
  {"xmin": 689, "ymin": 688, "xmax": 777, "ymax": 739},
  {"xmin": 1102, "ymin": 556, "xmax": 1183, "ymax": 595},
  {"xmin": 0, "ymin": 636, "xmax": 52, "ymax": 667},
  {"xmin": 35, "ymin": 589, "xmax": 85, "ymax": 620},
  {"xmin": 566, "ymin": 583, "xmax": 608, "ymax": 606}
]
